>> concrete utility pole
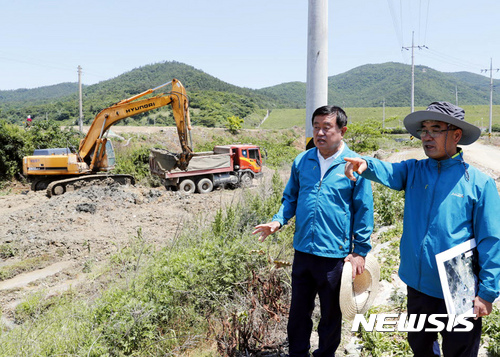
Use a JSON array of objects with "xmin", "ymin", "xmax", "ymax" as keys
[
  {"xmin": 306, "ymin": 0, "xmax": 328, "ymax": 149},
  {"xmin": 402, "ymin": 31, "xmax": 427, "ymax": 113},
  {"xmin": 78, "ymin": 65, "xmax": 84, "ymax": 133},
  {"xmin": 481, "ymin": 58, "xmax": 499, "ymax": 135}
]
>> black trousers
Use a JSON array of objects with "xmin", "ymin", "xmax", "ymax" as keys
[
  {"xmin": 287, "ymin": 250, "xmax": 344, "ymax": 357},
  {"xmin": 407, "ymin": 286, "xmax": 482, "ymax": 357}
]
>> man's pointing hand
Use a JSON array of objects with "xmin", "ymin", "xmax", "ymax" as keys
[{"xmin": 344, "ymin": 157, "xmax": 368, "ymax": 182}]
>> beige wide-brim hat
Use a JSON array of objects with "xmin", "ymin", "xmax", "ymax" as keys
[{"xmin": 340, "ymin": 253, "xmax": 380, "ymax": 321}]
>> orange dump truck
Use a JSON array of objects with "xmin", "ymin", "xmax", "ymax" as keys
[{"xmin": 149, "ymin": 144, "xmax": 263, "ymax": 194}]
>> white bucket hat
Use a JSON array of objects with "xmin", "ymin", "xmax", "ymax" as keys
[
  {"xmin": 403, "ymin": 101, "xmax": 481, "ymax": 145},
  {"xmin": 340, "ymin": 253, "xmax": 380, "ymax": 321}
]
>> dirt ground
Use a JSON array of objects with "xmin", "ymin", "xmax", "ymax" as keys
[
  {"xmin": 1, "ymin": 128, "xmax": 499, "ymax": 340},
  {"xmin": 0, "ymin": 124, "xmax": 279, "ymax": 328},
  {"xmin": 0, "ymin": 175, "xmax": 278, "ymax": 327}
]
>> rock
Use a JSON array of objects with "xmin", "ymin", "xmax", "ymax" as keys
[
  {"xmin": 76, "ymin": 203, "xmax": 97, "ymax": 214},
  {"xmin": 344, "ymin": 336, "xmax": 363, "ymax": 356}
]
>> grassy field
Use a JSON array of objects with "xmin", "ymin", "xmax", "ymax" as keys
[{"xmin": 260, "ymin": 105, "xmax": 500, "ymax": 131}]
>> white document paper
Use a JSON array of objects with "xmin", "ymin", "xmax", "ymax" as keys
[{"xmin": 435, "ymin": 239, "xmax": 478, "ymax": 316}]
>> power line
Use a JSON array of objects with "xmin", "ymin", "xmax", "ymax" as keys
[
  {"xmin": 387, "ymin": 0, "xmax": 403, "ymax": 48},
  {"xmin": 420, "ymin": 48, "xmax": 484, "ymax": 72},
  {"xmin": 0, "ymin": 54, "xmax": 75, "ymax": 74},
  {"xmin": 423, "ymin": 0, "xmax": 430, "ymax": 45},
  {"xmin": 418, "ymin": 0, "xmax": 423, "ymax": 45},
  {"xmin": 400, "ymin": 0, "xmax": 404, "ymax": 46}
]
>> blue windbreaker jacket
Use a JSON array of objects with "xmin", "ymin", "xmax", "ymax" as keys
[
  {"xmin": 363, "ymin": 151, "xmax": 500, "ymax": 303},
  {"xmin": 273, "ymin": 145, "xmax": 374, "ymax": 258}
]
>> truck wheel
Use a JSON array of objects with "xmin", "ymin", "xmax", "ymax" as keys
[
  {"xmin": 240, "ymin": 173, "xmax": 253, "ymax": 187},
  {"xmin": 197, "ymin": 178, "xmax": 213, "ymax": 194},
  {"xmin": 179, "ymin": 179, "xmax": 196, "ymax": 194}
]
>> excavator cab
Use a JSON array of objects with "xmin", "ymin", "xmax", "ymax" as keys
[
  {"xmin": 105, "ymin": 140, "xmax": 116, "ymax": 168},
  {"xmin": 90, "ymin": 139, "xmax": 116, "ymax": 170}
]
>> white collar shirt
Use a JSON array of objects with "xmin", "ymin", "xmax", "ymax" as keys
[{"xmin": 317, "ymin": 141, "xmax": 344, "ymax": 180}]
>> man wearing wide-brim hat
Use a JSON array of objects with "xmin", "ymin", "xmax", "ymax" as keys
[{"xmin": 344, "ymin": 101, "xmax": 500, "ymax": 356}]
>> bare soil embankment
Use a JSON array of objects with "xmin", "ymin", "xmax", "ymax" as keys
[{"xmin": 1, "ymin": 125, "xmax": 281, "ymax": 327}]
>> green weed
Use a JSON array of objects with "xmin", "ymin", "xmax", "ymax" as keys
[
  {"xmin": 114, "ymin": 145, "xmax": 151, "ymax": 183},
  {"xmin": 0, "ymin": 255, "xmax": 52, "ymax": 282},
  {"xmin": 483, "ymin": 306, "xmax": 500, "ymax": 356},
  {"xmin": 0, "ymin": 243, "xmax": 17, "ymax": 259},
  {"xmin": 356, "ymin": 307, "xmax": 412, "ymax": 356},
  {"xmin": 373, "ymin": 184, "xmax": 405, "ymax": 227}
]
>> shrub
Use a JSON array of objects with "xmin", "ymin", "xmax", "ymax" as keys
[
  {"xmin": 0, "ymin": 122, "xmax": 27, "ymax": 180},
  {"xmin": 384, "ymin": 127, "xmax": 408, "ymax": 134},
  {"xmin": 114, "ymin": 145, "xmax": 152, "ymax": 183},
  {"xmin": 372, "ymin": 184, "xmax": 405, "ymax": 227},
  {"xmin": 0, "ymin": 120, "xmax": 81, "ymax": 182},
  {"xmin": 483, "ymin": 307, "xmax": 500, "ymax": 356},
  {"xmin": 344, "ymin": 119, "xmax": 383, "ymax": 153},
  {"xmin": 26, "ymin": 120, "xmax": 81, "ymax": 153},
  {"xmin": 225, "ymin": 115, "xmax": 244, "ymax": 134}
]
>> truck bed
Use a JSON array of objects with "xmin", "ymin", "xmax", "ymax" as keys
[
  {"xmin": 150, "ymin": 147, "xmax": 233, "ymax": 176},
  {"xmin": 177, "ymin": 151, "xmax": 231, "ymax": 172}
]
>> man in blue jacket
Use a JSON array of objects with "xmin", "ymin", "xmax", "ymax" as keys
[
  {"xmin": 344, "ymin": 101, "xmax": 500, "ymax": 356},
  {"xmin": 253, "ymin": 105, "xmax": 374, "ymax": 357}
]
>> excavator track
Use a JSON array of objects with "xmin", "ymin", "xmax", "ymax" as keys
[{"xmin": 45, "ymin": 174, "xmax": 135, "ymax": 198}]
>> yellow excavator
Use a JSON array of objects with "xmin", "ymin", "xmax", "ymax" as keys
[{"xmin": 23, "ymin": 78, "xmax": 193, "ymax": 197}]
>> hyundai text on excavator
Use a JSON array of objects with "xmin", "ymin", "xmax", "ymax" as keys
[{"xmin": 23, "ymin": 79, "xmax": 194, "ymax": 197}]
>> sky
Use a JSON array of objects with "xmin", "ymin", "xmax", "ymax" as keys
[{"xmin": 1, "ymin": 0, "xmax": 499, "ymax": 91}]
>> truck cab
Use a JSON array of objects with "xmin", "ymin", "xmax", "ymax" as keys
[{"xmin": 230, "ymin": 145, "xmax": 263, "ymax": 174}]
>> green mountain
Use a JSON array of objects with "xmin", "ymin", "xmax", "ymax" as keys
[
  {"xmin": 0, "ymin": 61, "xmax": 498, "ymax": 126},
  {"xmin": 0, "ymin": 83, "xmax": 79, "ymax": 103},
  {"xmin": 0, "ymin": 61, "xmax": 293, "ymax": 127},
  {"xmin": 258, "ymin": 62, "xmax": 500, "ymax": 108}
]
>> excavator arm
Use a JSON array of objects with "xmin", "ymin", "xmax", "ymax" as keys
[{"xmin": 78, "ymin": 78, "xmax": 193, "ymax": 171}]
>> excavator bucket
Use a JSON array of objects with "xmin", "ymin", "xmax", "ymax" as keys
[{"xmin": 150, "ymin": 148, "xmax": 181, "ymax": 172}]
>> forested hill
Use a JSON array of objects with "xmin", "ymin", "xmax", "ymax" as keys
[
  {"xmin": 1, "ymin": 61, "xmax": 498, "ymax": 126},
  {"xmin": 259, "ymin": 62, "xmax": 500, "ymax": 107},
  {"xmin": 0, "ymin": 83, "xmax": 79, "ymax": 103},
  {"xmin": 0, "ymin": 61, "xmax": 294, "ymax": 126}
]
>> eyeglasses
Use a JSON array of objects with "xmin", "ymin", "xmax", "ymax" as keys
[{"xmin": 416, "ymin": 128, "xmax": 455, "ymax": 138}]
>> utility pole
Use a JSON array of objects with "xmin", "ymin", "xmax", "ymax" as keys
[
  {"xmin": 481, "ymin": 58, "xmax": 499, "ymax": 135},
  {"xmin": 455, "ymin": 85, "xmax": 458, "ymax": 106},
  {"xmin": 78, "ymin": 65, "xmax": 84, "ymax": 133},
  {"xmin": 402, "ymin": 31, "xmax": 427, "ymax": 113},
  {"xmin": 306, "ymin": 0, "xmax": 328, "ymax": 149}
]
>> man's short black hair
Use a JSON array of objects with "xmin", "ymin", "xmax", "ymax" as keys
[{"xmin": 312, "ymin": 105, "xmax": 348, "ymax": 129}]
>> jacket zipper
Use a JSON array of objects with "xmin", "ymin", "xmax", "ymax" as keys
[
  {"xmin": 310, "ymin": 178, "xmax": 323, "ymax": 252},
  {"xmin": 418, "ymin": 161, "xmax": 441, "ymax": 290}
]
